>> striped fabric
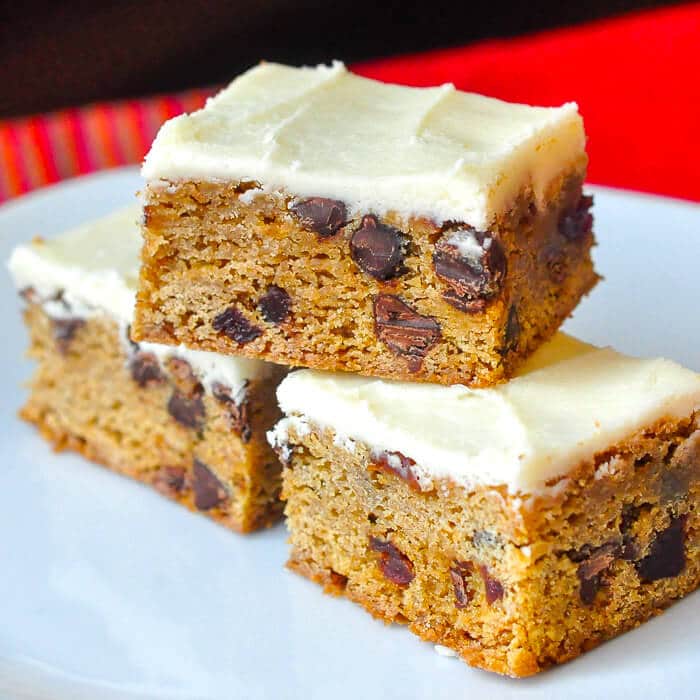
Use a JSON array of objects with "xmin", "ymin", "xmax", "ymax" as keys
[{"xmin": 0, "ymin": 87, "xmax": 216, "ymax": 202}]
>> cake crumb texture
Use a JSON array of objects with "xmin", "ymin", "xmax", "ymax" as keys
[
  {"xmin": 21, "ymin": 305, "xmax": 284, "ymax": 533},
  {"xmin": 281, "ymin": 419, "xmax": 700, "ymax": 676},
  {"xmin": 133, "ymin": 172, "xmax": 597, "ymax": 387}
]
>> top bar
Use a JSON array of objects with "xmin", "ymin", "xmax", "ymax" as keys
[
  {"xmin": 143, "ymin": 62, "xmax": 585, "ymax": 231},
  {"xmin": 134, "ymin": 62, "xmax": 597, "ymax": 386}
]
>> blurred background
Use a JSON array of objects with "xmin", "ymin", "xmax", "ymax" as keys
[
  {"xmin": 1, "ymin": 0, "xmax": 698, "ymax": 203},
  {"xmin": 0, "ymin": 0, "xmax": 679, "ymax": 118}
]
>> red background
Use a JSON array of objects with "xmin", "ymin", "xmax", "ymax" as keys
[
  {"xmin": 1, "ymin": 3, "xmax": 698, "ymax": 203},
  {"xmin": 354, "ymin": 4, "xmax": 700, "ymax": 203}
]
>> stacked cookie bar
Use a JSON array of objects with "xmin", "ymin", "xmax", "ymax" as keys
[
  {"xmin": 272, "ymin": 337, "xmax": 700, "ymax": 675},
  {"xmin": 11, "ymin": 61, "xmax": 700, "ymax": 676},
  {"xmin": 9, "ymin": 206, "xmax": 285, "ymax": 532},
  {"xmin": 133, "ymin": 62, "xmax": 700, "ymax": 675},
  {"xmin": 133, "ymin": 61, "xmax": 597, "ymax": 386}
]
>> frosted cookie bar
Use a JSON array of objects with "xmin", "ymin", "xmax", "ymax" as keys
[
  {"xmin": 8, "ymin": 206, "xmax": 285, "ymax": 533},
  {"xmin": 133, "ymin": 62, "xmax": 598, "ymax": 387},
  {"xmin": 270, "ymin": 335, "xmax": 700, "ymax": 675}
]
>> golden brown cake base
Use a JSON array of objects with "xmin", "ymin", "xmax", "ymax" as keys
[
  {"xmin": 133, "ymin": 169, "xmax": 598, "ymax": 387},
  {"xmin": 21, "ymin": 304, "xmax": 285, "ymax": 533},
  {"xmin": 280, "ymin": 417, "xmax": 700, "ymax": 676}
]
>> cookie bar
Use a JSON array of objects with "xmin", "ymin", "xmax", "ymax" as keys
[
  {"xmin": 133, "ymin": 61, "xmax": 598, "ymax": 387},
  {"xmin": 8, "ymin": 206, "xmax": 285, "ymax": 533},
  {"xmin": 270, "ymin": 334, "xmax": 700, "ymax": 675}
]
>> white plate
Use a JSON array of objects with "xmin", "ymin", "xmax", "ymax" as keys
[{"xmin": 1, "ymin": 167, "xmax": 699, "ymax": 700}]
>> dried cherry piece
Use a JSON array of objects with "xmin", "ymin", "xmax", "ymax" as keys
[
  {"xmin": 369, "ymin": 450, "xmax": 422, "ymax": 491},
  {"xmin": 167, "ymin": 390, "xmax": 205, "ymax": 431},
  {"xmin": 130, "ymin": 352, "xmax": 164, "ymax": 387},
  {"xmin": 213, "ymin": 307, "xmax": 262, "ymax": 344},
  {"xmin": 479, "ymin": 565, "xmax": 504, "ymax": 604},
  {"xmin": 166, "ymin": 357, "xmax": 201, "ymax": 396},
  {"xmin": 369, "ymin": 536, "xmax": 415, "ymax": 586},
  {"xmin": 258, "ymin": 285, "xmax": 291, "ymax": 324},
  {"xmin": 450, "ymin": 561, "xmax": 474, "ymax": 608}
]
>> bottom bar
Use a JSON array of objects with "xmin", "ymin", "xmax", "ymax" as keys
[
  {"xmin": 9, "ymin": 206, "xmax": 285, "ymax": 533},
  {"xmin": 21, "ymin": 306, "xmax": 285, "ymax": 533},
  {"xmin": 270, "ymin": 335, "xmax": 700, "ymax": 675}
]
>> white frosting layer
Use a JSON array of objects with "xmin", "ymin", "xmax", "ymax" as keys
[
  {"xmin": 142, "ymin": 62, "xmax": 586, "ymax": 230},
  {"xmin": 274, "ymin": 335, "xmax": 700, "ymax": 494},
  {"xmin": 7, "ymin": 205, "xmax": 270, "ymax": 396},
  {"xmin": 137, "ymin": 340, "xmax": 261, "ymax": 398},
  {"xmin": 7, "ymin": 207, "xmax": 142, "ymax": 324}
]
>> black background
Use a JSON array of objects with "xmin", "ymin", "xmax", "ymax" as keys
[{"xmin": 0, "ymin": 0, "xmax": 677, "ymax": 118}]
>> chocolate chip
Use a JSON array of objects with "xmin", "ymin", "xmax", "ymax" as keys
[
  {"xmin": 130, "ymin": 352, "xmax": 164, "ymax": 387},
  {"xmin": 350, "ymin": 215, "xmax": 407, "ymax": 280},
  {"xmin": 441, "ymin": 289, "xmax": 489, "ymax": 314},
  {"xmin": 559, "ymin": 194, "xmax": 594, "ymax": 242},
  {"xmin": 258, "ymin": 285, "xmax": 291, "ymax": 324},
  {"xmin": 291, "ymin": 197, "xmax": 347, "ymax": 237},
  {"xmin": 503, "ymin": 306, "xmax": 520, "ymax": 352},
  {"xmin": 450, "ymin": 561, "xmax": 474, "ymax": 608},
  {"xmin": 576, "ymin": 542, "xmax": 619, "ymax": 580},
  {"xmin": 636, "ymin": 515, "xmax": 687, "ymax": 582},
  {"xmin": 578, "ymin": 576, "xmax": 601, "ymax": 606},
  {"xmin": 192, "ymin": 458, "xmax": 229, "ymax": 510},
  {"xmin": 213, "ymin": 307, "xmax": 262, "ymax": 344},
  {"xmin": 572, "ymin": 541, "xmax": 621, "ymax": 604},
  {"xmin": 167, "ymin": 390, "xmax": 205, "ymax": 431},
  {"xmin": 153, "ymin": 466, "xmax": 187, "ymax": 497},
  {"xmin": 479, "ymin": 565, "xmax": 504, "ymax": 604},
  {"xmin": 369, "ymin": 450, "xmax": 423, "ymax": 491},
  {"xmin": 212, "ymin": 382, "xmax": 251, "ymax": 442},
  {"xmin": 52, "ymin": 318, "xmax": 84, "ymax": 352},
  {"xmin": 373, "ymin": 294, "xmax": 441, "ymax": 371},
  {"xmin": 434, "ymin": 228, "xmax": 506, "ymax": 311},
  {"xmin": 369, "ymin": 536, "xmax": 415, "ymax": 586},
  {"xmin": 619, "ymin": 504, "xmax": 646, "ymax": 560}
]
